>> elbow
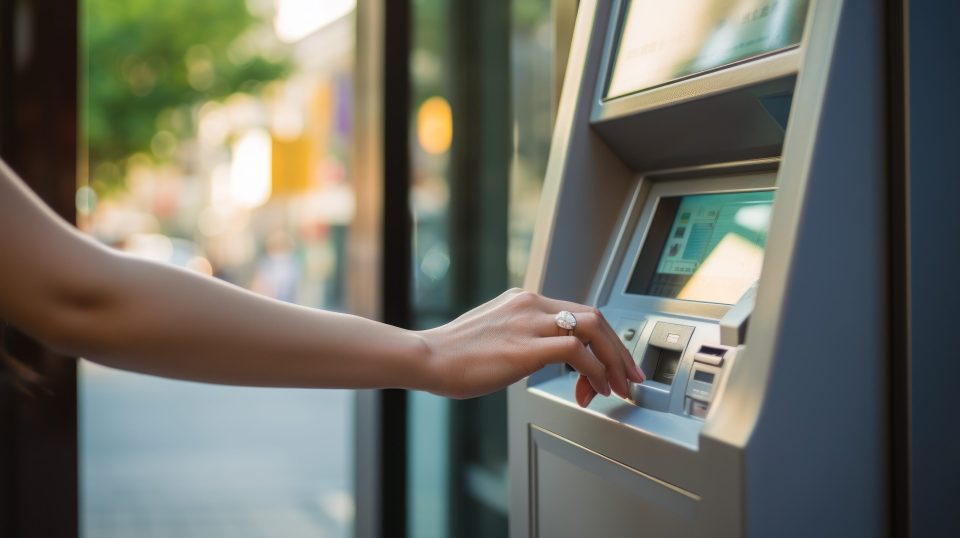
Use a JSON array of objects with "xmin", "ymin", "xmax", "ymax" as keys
[
  {"xmin": 32, "ymin": 297, "xmax": 107, "ymax": 359},
  {"xmin": 35, "ymin": 308, "xmax": 96, "ymax": 358},
  {"xmin": 31, "ymin": 256, "xmax": 124, "ymax": 358}
]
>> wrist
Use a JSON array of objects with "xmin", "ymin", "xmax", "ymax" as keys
[
  {"xmin": 400, "ymin": 328, "xmax": 440, "ymax": 394},
  {"xmin": 411, "ymin": 327, "xmax": 450, "ymax": 396}
]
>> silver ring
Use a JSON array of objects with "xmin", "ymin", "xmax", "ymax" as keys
[{"xmin": 555, "ymin": 310, "xmax": 577, "ymax": 336}]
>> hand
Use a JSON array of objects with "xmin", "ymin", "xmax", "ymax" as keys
[{"xmin": 419, "ymin": 288, "xmax": 645, "ymax": 406}]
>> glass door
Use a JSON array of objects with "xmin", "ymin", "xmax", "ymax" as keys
[{"xmin": 79, "ymin": 2, "xmax": 359, "ymax": 536}]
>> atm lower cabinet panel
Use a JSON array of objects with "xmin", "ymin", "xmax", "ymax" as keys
[{"xmin": 530, "ymin": 427, "xmax": 698, "ymax": 538}]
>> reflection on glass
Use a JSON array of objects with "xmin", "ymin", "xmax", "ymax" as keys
[
  {"xmin": 409, "ymin": 0, "xmax": 453, "ymax": 328},
  {"xmin": 408, "ymin": 1, "xmax": 454, "ymax": 535},
  {"xmin": 417, "ymin": 96, "xmax": 454, "ymax": 156},
  {"xmin": 80, "ymin": 1, "xmax": 356, "ymax": 536},
  {"xmin": 509, "ymin": 0, "xmax": 556, "ymax": 286},
  {"xmin": 606, "ymin": 0, "xmax": 809, "ymax": 99},
  {"xmin": 676, "ymin": 232, "xmax": 763, "ymax": 303},
  {"xmin": 628, "ymin": 191, "xmax": 774, "ymax": 304}
]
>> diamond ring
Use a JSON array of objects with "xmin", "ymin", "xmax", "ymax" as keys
[{"xmin": 555, "ymin": 310, "xmax": 577, "ymax": 336}]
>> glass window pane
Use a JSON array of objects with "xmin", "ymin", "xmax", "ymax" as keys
[
  {"xmin": 79, "ymin": 2, "xmax": 357, "ymax": 536},
  {"xmin": 510, "ymin": 0, "xmax": 557, "ymax": 287},
  {"xmin": 408, "ymin": 1, "xmax": 454, "ymax": 535}
]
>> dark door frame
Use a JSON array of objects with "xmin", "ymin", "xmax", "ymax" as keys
[
  {"xmin": 0, "ymin": 2, "xmax": 80, "ymax": 537},
  {"xmin": 352, "ymin": 1, "xmax": 412, "ymax": 537}
]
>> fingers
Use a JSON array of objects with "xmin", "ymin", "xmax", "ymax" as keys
[
  {"xmin": 625, "ymin": 352, "xmax": 646, "ymax": 383},
  {"xmin": 538, "ymin": 307, "xmax": 639, "ymax": 399},
  {"xmin": 575, "ymin": 374, "xmax": 597, "ymax": 407},
  {"xmin": 509, "ymin": 290, "xmax": 646, "ymax": 406},
  {"xmin": 539, "ymin": 336, "xmax": 611, "ymax": 397},
  {"xmin": 571, "ymin": 310, "xmax": 632, "ymax": 398}
]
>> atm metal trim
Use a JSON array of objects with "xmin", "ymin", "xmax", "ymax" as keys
[
  {"xmin": 643, "ymin": 157, "xmax": 781, "ymax": 182},
  {"xmin": 529, "ymin": 424, "xmax": 701, "ymax": 503}
]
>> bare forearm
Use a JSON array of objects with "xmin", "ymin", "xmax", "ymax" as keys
[
  {"xmin": 63, "ymin": 253, "xmax": 433, "ymax": 390},
  {"xmin": 0, "ymin": 160, "xmax": 433, "ymax": 390}
]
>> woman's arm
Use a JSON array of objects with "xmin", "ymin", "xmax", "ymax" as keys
[{"xmin": 0, "ymin": 159, "xmax": 642, "ymax": 402}]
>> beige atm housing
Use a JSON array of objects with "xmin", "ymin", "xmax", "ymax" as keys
[{"xmin": 509, "ymin": 1, "xmax": 888, "ymax": 536}]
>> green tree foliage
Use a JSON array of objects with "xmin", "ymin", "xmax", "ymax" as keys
[{"xmin": 86, "ymin": 0, "xmax": 290, "ymax": 190}]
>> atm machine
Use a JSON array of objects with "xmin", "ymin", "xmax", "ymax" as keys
[{"xmin": 509, "ymin": 1, "xmax": 889, "ymax": 536}]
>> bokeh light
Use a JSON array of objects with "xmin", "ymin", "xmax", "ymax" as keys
[{"xmin": 417, "ymin": 96, "xmax": 453, "ymax": 155}]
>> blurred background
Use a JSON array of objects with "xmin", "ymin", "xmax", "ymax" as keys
[
  {"xmin": 1, "ymin": 0, "xmax": 576, "ymax": 536},
  {"xmin": 80, "ymin": 1, "xmax": 358, "ymax": 536}
]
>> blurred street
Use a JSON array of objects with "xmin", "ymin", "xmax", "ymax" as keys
[{"xmin": 80, "ymin": 361, "xmax": 353, "ymax": 538}]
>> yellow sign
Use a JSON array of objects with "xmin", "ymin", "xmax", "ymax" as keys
[{"xmin": 271, "ymin": 135, "xmax": 313, "ymax": 196}]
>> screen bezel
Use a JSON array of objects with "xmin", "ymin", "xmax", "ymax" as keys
[
  {"xmin": 629, "ymin": 189, "xmax": 776, "ymax": 302},
  {"xmin": 596, "ymin": 169, "xmax": 777, "ymax": 321},
  {"xmin": 591, "ymin": 0, "xmax": 807, "ymax": 126}
]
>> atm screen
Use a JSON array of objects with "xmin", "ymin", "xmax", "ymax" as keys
[
  {"xmin": 627, "ymin": 191, "xmax": 774, "ymax": 304},
  {"xmin": 605, "ymin": 0, "xmax": 809, "ymax": 99}
]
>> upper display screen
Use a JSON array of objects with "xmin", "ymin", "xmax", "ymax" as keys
[
  {"xmin": 605, "ymin": 0, "xmax": 809, "ymax": 99},
  {"xmin": 627, "ymin": 191, "xmax": 775, "ymax": 304}
]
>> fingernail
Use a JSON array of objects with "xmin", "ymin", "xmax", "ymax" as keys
[
  {"xmin": 584, "ymin": 392, "xmax": 596, "ymax": 407},
  {"xmin": 616, "ymin": 380, "xmax": 629, "ymax": 399},
  {"xmin": 602, "ymin": 384, "xmax": 611, "ymax": 397}
]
